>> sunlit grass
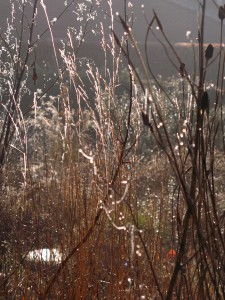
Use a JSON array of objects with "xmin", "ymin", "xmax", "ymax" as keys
[{"xmin": 0, "ymin": 0, "xmax": 225, "ymax": 299}]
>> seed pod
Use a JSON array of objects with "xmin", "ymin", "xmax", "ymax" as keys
[
  {"xmin": 32, "ymin": 67, "xmax": 38, "ymax": 84},
  {"xmin": 142, "ymin": 111, "xmax": 150, "ymax": 126},
  {"xmin": 179, "ymin": 63, "xmax": 185, "ymax": 78},
  {"xmin": 141, "ymin": 112, "xmax": 153, "ymax": 132},
  {"xmin": 205, "ymin": 44, "xmax": 214, "ymax": 60},
  {"xmin": 218, "ymin": 6, "xmax": 225, "ymax": 20},
  {"xmin": 201, "ymin": 91, "xmax": 209, "ymax": 115}
]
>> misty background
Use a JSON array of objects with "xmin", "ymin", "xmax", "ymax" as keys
[
  {"xmin": 0, "ymin": 0, "xmax": 223, "ymax": 97},
  {"xmin": 0, "ymin": 0, "xmax": 222, "ymax": 42}
]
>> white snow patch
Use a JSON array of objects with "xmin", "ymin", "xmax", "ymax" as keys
[{"xmin": 27, "ymin": 248, "xmax": 62, "ymax": 264}]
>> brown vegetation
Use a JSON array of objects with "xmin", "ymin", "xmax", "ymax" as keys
[{"xmin": 0, "ymin": 0, "xmax": 225, "ymax": 299}]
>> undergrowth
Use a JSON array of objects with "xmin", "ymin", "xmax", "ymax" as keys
[{"xmin": 0, "ymin": 0, "xmax": 225, "ymax": 299}]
